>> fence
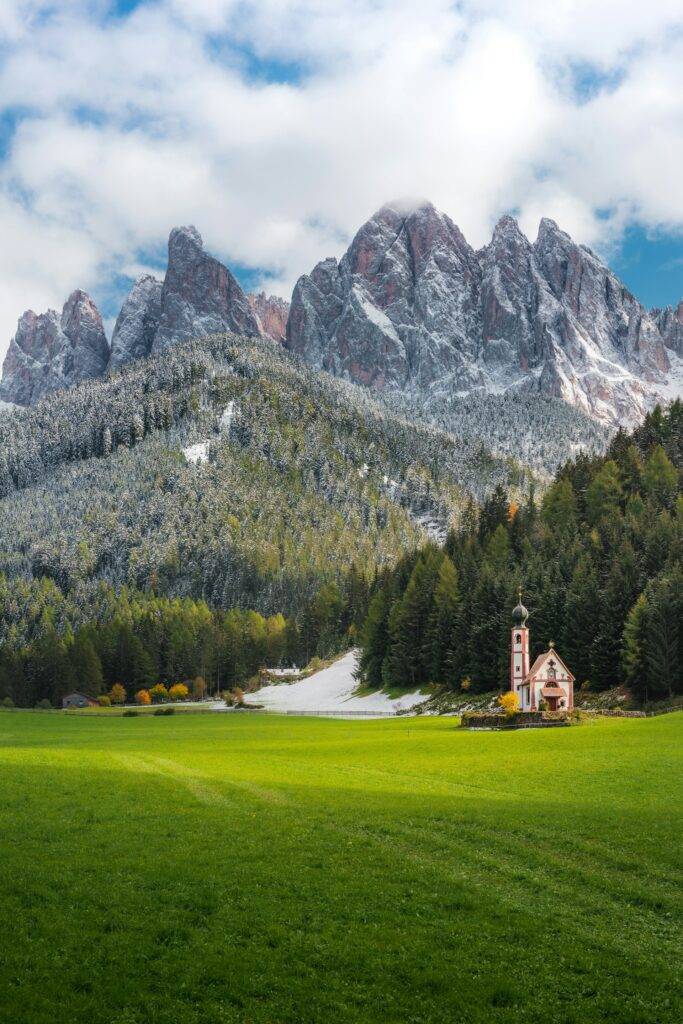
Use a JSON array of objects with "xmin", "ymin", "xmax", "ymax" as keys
[{"xmin": 253, "ymin": 707, "xmax": 398, "ymax": 719}]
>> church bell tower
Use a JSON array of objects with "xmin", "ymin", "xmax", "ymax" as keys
[{"xmin": 510, "ymin": 589, "xmax": 529, "ymax": 695}]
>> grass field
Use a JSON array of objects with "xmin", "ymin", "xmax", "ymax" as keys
[{"xmin": 0, "ymin": 712, "xmax": 681, "ymax": 1024}]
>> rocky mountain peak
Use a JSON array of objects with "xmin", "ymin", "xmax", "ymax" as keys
[
  {"xmin": 109, "ymin": 274, "xmax": 163, "ymax": 369},
  {"xmin": 152, "ymin": 225, "xmax": 262, "ymax": 352},
  {"xmin": 287, "ymin": 202, "xmax": 679, "ymax": 427},
  {"xmin": 169, "ymin": 224, "xmax": 203, "ymax": 250},
  {"xmin": 0, "ymin": 291, "xmax": 109, "ymax": 406}
]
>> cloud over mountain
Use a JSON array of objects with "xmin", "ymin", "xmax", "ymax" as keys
[{"xmin": 0, "ymin": 0, "xmax": 681, "ymax": 359}]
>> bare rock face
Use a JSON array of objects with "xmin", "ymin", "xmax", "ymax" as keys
[
  {"xmin": 152, "ymin": 226, "xmax": 261, "ymax": 352},
  {"xmin": 0, "ymin": 291, "xmax": 109, "ymax": 406},
  {"xmin": 247, "ymin": 292, "xmax": 290, "ymax": 344},
  {"xmin": 653, "ymin": 300, "xmax": 683, "ymax": 357},
  {"xmin": 287, "ymin": 201, "xmax": 676, "ymax": 426},
  {"xmin": 288, "ymin": 202, "xmax": 483, "ymax": 390},
  {"xmin": 109, "ymin": 274, "xmax": 163, "ymax": 369}
]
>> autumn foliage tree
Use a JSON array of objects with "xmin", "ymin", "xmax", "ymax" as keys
[
  {"xmin": 109, "ymin": 683, "xmax": 126, "ymax": 705},
  {"xmin": 168, "ymin": 683, "xmax": 189, "ymax": 701},
  {"xmin": 150, "ymin": 683, "xmax": 168, "ymax": 704},
  {"xmin": 498, "ymin": 691, "xmax": 520, "ymax": 716},
  {"xmin": 135, "ymin": 689, "xmax": 151, "ymax": 705}
]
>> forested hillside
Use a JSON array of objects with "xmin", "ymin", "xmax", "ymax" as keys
[
  {"xmin": 383, "ymin": 389, "xmax": 609, "ymax": 477},
  {"xmin": 360, "ymin": 402, "xmax": 682, "ymax": 702},
  {"xmin": 0, "ymin": 333, "xmax": 528, "ymax": 706}
]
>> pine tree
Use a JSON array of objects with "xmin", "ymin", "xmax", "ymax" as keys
[
  {"xmin": 359, "ymin": 590, "xmax": 391, "ymax": 689},
  {"xmin": 622, "ymin": 594, "xmax": 649, "ymax": 702},
  {"xmin": 563, "ymin": 556, "xmax": 600, "ymax": 688},
  {"xmin": 585, "ymin": 460, "xmax": 623, "ymax": 526},
  {"xmin": 428, "ymin": 555, "xmax": 463, "ymax": 687},
  {"xmin": 642, "ymin": 445, "xmax": 678, "ymax": 509},
  {"xmin": 644, "ymin": 570, "xmax": 681, "ymax": 699}
]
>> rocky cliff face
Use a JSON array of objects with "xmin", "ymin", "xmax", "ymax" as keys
[
  {"xmin": 112, "ymin": 227, "xmax": 262, "ymax": 365},
  {"xmin": 287, "ymin": 202, "xmax": 678, "ymax": 426},
  {"xmin": 0, "ymin": 290, "xmax": 109, "ymax": 406},
  {"xmin": 109, "ymin": 274, "xmax": 163, "ymax": 369},
  {"xmin": 152, "ymin": 226, "xmax": 261, "ymax": 352},
  {"xmin": 247, "ymin": 292, "xmax": 290, "ymax": 344},
  {"xmin": 2, "ymin": 227, "xmax": 264, "ymax": 405},
  {"xmin": 653, "ymin": 301, "xmax": 683, "ymax": 357},
  {"xmin": 3, "ymin": 207, "xmax": 679, "ymax": 422}
]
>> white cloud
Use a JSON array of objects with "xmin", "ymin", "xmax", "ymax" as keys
[{"xmin": 0, "ymin": 0, "xmax": 681, "ymax": 356}]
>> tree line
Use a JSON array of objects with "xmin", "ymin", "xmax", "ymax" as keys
[
  {"xmin": 0, "ymin": 572, "xmax": 369, "ymax": 708},
  {"xmin": 360, "ymin": 402, "xmax": 682, "ymax": 703}
]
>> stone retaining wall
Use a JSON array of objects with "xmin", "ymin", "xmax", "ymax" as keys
[{"xmin": 461, "ymin": 710, "xmax": 570, "ymax": 729}]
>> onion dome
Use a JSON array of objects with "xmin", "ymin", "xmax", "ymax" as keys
[{"xmin": 512, "ymin": 589, "xmax": 528, "ymax": 627}]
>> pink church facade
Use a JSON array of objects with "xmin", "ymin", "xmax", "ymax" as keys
[{"xmin": 510, "ymin": 596, "xmax": 574, "ymax": 712}]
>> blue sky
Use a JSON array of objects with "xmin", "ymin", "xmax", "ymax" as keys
[
  {"xmin": 0, "ymin": 0, "xmax": 681, "ymax": 352},
  {"xmin": 610, "ymin": 227, "xmax": 682, "ymax": 309}
]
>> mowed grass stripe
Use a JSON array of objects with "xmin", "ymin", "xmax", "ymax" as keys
[{"xmin": 0, "ymin": 711, "xmax": 680, "ymax": 1024}]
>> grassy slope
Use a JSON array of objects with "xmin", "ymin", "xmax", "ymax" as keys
[{"xmin": 0, "ymin": 712, "xmax": 680, "ymax": 1024}]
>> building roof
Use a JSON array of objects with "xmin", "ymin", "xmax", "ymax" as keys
[
  {"xmin": 525, "ymin": 647, "xmax": 575, "ymax": 684},
  {"xmin": 541, "ymin": 685, "xmax": 567, "ymax": 698}
]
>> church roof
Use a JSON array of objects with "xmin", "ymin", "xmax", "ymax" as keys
[{"xmin": 525, "ymin": 647, "xmax": 575, "ymax": 683}]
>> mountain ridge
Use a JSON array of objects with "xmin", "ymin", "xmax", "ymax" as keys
[
  {"xmin": 1, "ymin": 202, "xmax": 680, "ymax": 431},
  {"xmin": 287, "ymin": 201, "xmax": 679, "ymax": 427}
]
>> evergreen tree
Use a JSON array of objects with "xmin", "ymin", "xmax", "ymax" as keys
[
  {"xmin": 428, "ymin": 555, "xmax": 463, "ymax": 686},
  {"xmin": 359, "ymin": 590, "xmax": 390, "ymax": 689}
]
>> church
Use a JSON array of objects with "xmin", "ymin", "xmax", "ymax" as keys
[{"xmin": 510, "ymin": 594, "xmax": 574, "ymax": 712}]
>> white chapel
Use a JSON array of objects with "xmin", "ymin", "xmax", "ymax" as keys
[{"xmin": 510, "ymin": 594, "xmax": 575, "ymax": 712}]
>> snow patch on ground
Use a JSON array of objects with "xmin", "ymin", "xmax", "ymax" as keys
[
  {"xmin": 220, "ymin": 400, "xmax": 235, "ymax": 434},
  {"xmin": 411, "ymin": 511, "xmax": 448, "ymax": 544},
  {"xmin": 242, "ymin": 649, "xmax": 427, "ymax": 717},
  {"xmin": 657, "ymin": 353, "xmax": 683, "ymax": 404},
  {"xmin": 183, "ymin": 403, "xmax": 236, "ymax": 466},
  {"xmin": 184, "ymin": 441, "xmax": 210, "ymax": 465}
]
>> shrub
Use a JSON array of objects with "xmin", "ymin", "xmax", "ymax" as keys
[
  {"xmin": 224, "ymin": 693, "xmax": 234, "ymax": 707},
  {"xmin": 97, "ymin": 695, "xmax": 111, "ymax": 707},
  {"xmin": 168, "ymin": 683, "xmax": 189, "ymax": 702},
  {"xmin": 135, "ymin": 689, "xmax": 152, "ymax": 706},
  {"xmin": 498, "ymin": 691, "xmax": 520, "ymax": 717},
  {"xmin": 460, "ymin": 677, "xmax": 472, "ymax": 692},
  {"xmin": 192, "ymin": 676, "xmax": 206, "ymax": 700},
  {"xmin": 35, "ymin": 698, "xmax": 52, "ymax": 710},
  {"xmin": 110, "ymin": 683, "xmax": 126, "ymax": 705},
  {"xmin": 1, "ymin": 696, "xmax": 14, "ymax": 708},
  {"xmin": 153, "ymin": 707, "xmax": 175, "ymax": 716},
  {"xmin": 538, "ymin": 699, "xmax": 548, "ymax": 712},
  {"xmin": 232, "ymin": 687, "xmax": 245, "ymax": 706},
  {"xmin": 122, "ymin": 709, "xmax": 139, "ymax": 717},
  {"xmin": 150, "ymin": 683, "xmax": 169, "ymax": 704}
]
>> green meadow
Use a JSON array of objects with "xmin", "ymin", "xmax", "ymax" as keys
[{"xmin": 0, "ymin": 712, "xmax": 681, "ymax": 1024}]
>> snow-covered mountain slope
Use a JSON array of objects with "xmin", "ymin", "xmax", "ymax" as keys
[
  {"xmin": 287, "ymin": 201, "xmax": 681, "ymax": 428},
  {"xmin": 0, "ymin": 333, "xmax": 528, "ymax": 617}
]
